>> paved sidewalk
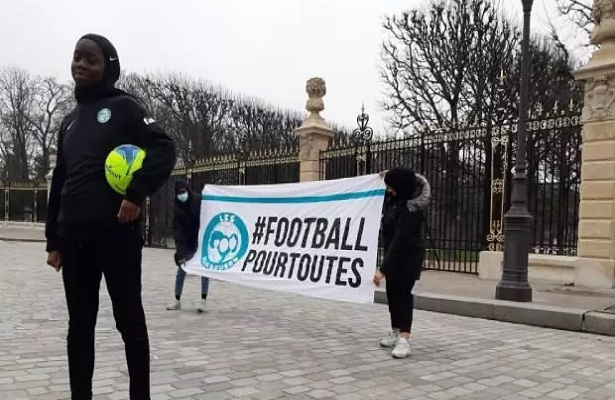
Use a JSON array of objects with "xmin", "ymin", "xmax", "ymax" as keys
[
  {"xmin": 2, "ymin": 241, "xmax": 615, "ymax": 400},
  {"xmin": 3, "ymin": 225, "xmax": 615, "ymax": 335},
  {"xmin": 374, "ymin": 271, "xmax": 615, "ymax": 336},
  {"xmin": 412, "ymin": 271, "xmax": 615, "ymax": 311},
  {"xmin": 0, "ymin": 223, "xmax": 45, "ymax": 242},
  {"xmin": 3, "ymin": 224, "xmax": 615, "ymax": 335}
]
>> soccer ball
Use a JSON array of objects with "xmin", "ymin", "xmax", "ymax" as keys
[{"xmin": 104, "ymin": 144, "xmax": 146, "ymax": 195}]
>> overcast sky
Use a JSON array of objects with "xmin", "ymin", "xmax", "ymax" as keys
[{"xmin": 1, "ymin": 0, "xmax": 583, "ymax": 134}]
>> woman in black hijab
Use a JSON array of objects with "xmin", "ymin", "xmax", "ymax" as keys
[
  {"xmin": 373, "ymin": 167, "xmax": 425, "ymax": 359},
  {"xmin": 45, "ymin": 33, "xmax": 176, "ymax": 399}
]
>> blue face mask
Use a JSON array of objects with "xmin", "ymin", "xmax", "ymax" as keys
[{"xmin": 177, "ymin": 192, "xmax": 189, "ymax": 203}]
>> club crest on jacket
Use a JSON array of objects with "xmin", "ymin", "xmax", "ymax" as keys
[{"xmin": 97, "ymin": 108, "xmax": 112, "ymax": 124}]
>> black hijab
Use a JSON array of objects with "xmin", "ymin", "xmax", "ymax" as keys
[{"xmin": 74, "ymin": 33, "xmax": 126, "ymax": 104}]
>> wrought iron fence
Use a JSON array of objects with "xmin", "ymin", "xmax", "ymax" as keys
[
  {"xmin": 320, "ymin": 104, "xmax": 582, "ymax": 274},
  {"xmin": 3, "ymin": 104, "xmax": 581, "ymax": 278},
  {"xmin": 144, "ymin": 147, "xmax": 300, "ymax": 248},
  {"xmin": 0, "ymin": 182, "xmax": 48, "ymax": 223}
]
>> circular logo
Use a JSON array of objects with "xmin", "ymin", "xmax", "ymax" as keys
[
  {"xmin": 201, "ymin": 212, "xmax": 249, "ymax": 271},
  {"xmin": 97, "ymin": 108, "xmax": 112, "ymax": 124}
]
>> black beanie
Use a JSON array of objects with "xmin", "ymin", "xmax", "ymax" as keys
[
  {"xmin": 79, "ymin": 33, "xmax": 121, "ymax": 85},
  {"xmin": 175, "ymin": 179, "xmax": 188, "ymax": 195},
  {"xmin": 384, "ymin": 167, "xmax": 417, "ymax": 201}
]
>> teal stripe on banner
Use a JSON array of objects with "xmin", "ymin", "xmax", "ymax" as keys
[{"xmin": 202, "ymin": 189, "xmax": 385, "ymax": 204}]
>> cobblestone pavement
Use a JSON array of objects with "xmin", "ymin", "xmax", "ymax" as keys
[{"xmin": 2, "ymin": 241, "xmax": 615, "ymax": 400}]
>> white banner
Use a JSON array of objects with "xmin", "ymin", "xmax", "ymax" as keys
[{"xmin": 183, "ymin": 174, "xmax": 386, "ymax": 304}]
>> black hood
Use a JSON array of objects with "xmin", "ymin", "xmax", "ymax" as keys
[
  {"xmin": 175, "ymin": 179, "xmax": 189, "ymax": 195},
  {"xmin": 384, "ymin": 167, "xmax": 417, "ymax": 201}
]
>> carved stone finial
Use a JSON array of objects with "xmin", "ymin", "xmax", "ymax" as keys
[
  {"xmin": 591, "ymin": 0, "xmax": 615, "ymax": 45},
  {"xmin": 304, "ymin": 77, "xmax": 326, "ymax": 124}
]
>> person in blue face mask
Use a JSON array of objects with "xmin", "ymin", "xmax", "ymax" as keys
[{"xmin": 167, "ymin": 179, "xmax": 210, "ymax": 312}]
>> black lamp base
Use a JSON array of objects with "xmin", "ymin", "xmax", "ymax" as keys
[{"xmin": 495, "ymin": 281, "xmax": 532, "ymax": 302}]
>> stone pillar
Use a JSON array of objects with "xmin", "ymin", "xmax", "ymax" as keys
[
  {"xmin": 46, "ymin": 154, "xmax": 56, "ymax": 202},
  {"xmin": 294, "ymin": 77, "xmax": 334, "ymax": 182},
  {"xmin": 573, "ymin": 0, "xmax": 615, "ymax": 288}
]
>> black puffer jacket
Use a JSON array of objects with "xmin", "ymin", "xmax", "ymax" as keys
[
  {"xmin": 380, "ymin": 168, "xmax": 425, "ymax": 280},
  {"xmin": 173, "ymin": 187, "xmax": 201, "ymax": 265}
]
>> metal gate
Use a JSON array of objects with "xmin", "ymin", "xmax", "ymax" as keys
[
  {"xmin": 143, "ymin": 147, "xmax": 300, "ymax": 248},
  {"xmin": 320, "ymin": 104, "xmax": 582, "ymax": 274}
]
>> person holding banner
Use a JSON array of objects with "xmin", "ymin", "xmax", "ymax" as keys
[
  {"xmin": 377, "ymin": 169, "xmax": 431, "ymax": 213},
  {"xmin": 373, "ymin": 167, "xmax": 427, "ymax": 359},
  {"xmin": 167, "ymin": 179, "xmax": 210, "ymax": 313}
]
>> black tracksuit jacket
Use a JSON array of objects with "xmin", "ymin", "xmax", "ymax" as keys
[
  {"xmin": 379, "ymin": 197, "xmax": 425, "ymax": 281},
  {"xmin": 45, "ymin": 87, "xmax": 176, "ymax": 251},
  {"xmin": 173, "ymin": 191, "xmax": 201, "ymax": 265}
]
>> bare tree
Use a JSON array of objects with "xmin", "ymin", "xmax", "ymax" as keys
[
  {"xmin": 0, "ymin": 67, "xmax": 36, "ymax": 181},
  {"xmin": 381, "ymin": 0, "xmax": 521, "ymax": 131},
  {"xmin": 555, "ymin": 0, "xmax": 593, "ymax": 36},
  {"xmin": 228, "ymin": 97, "xmax": 302, "ymax": 151},
  {"xmin": 465, "ymin": 3, "xmax": 520, "ymax": 124},
  {"xmin": 118, "ymin": 72, "xmax": 169, "ymax": 119},
  {"xmin": 119, "ymin": 72, "xmax": 314, "ymax": 161},
  {"xmin": 26, "ymin": 77, "xmax": 72, "ymax": 180},
  {"xmin": 142, "ymin": 73, "xmax": 230, "ymax": 160}
]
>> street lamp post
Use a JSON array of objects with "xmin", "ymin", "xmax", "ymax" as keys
[{"xmin": 495, "ymin": 0, "xmax": 534, "ymax": 302}]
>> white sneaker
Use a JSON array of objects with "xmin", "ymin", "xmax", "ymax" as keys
[
  {"xmin": 391, "ymin": 337, "xmax": 411, "ymax": 359},
  {"xmin": 379, "ymin": 330, "xmax": 400, "ymax": 348},
  {"xmin": 196, "ymin": 299, "xmax": 206, "ymax": 313},
  {"xmin": 166, "ymin": 300, "xmax": 181, "ymax": 310}
]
